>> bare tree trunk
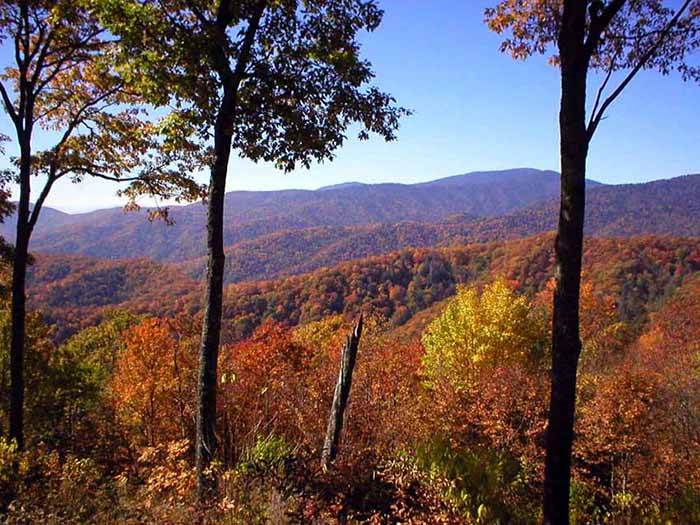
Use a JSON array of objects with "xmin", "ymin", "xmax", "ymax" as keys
[
  {"xmin": 9, "ymin": 144, "xmax": 32, "ymax": 451},
  {"xmin": 195, "ymin": 87, "xmax": 233, "ymax": 501},
  {"xmin": 543, "ymin": 4, "xmax": 589, "ymax": 523},
  {"xmin": 321, "ymin": 316, "xmax": 363, "ymax": 470}
]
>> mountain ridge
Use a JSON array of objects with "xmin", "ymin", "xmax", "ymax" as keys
[
  {"xmin": 28, "ymin": 233, "xmax": 700, "ymax": 343},
  {"xmin": 4, "ymin": 168, "xmax": 589, "ymax": 261},
  {"xmin": 169, "ymin": 173, "xmax": 700, "ymax": 284}
]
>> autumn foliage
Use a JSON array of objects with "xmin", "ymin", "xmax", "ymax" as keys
[{"xmin": 3, "ymin": 233, "xmax": 700, "ymax": 522}]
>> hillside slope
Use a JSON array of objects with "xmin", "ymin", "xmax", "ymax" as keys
[
  {"xmin": 30, "ymin": 234, "xmax": 700, "ymax": 342},
  {"xmin": 28, "ymin": 254, "xmax": 199, "ymax": 340},
  {"xmin": 214, "ymin": 234, "xmax": 700, "ymax": 340},
  {"xmin": 174, "ymin": 174, "xmax": 700, "ymax": 285},
  {"xmin": 174, "ymin": 219, "xmax": 479, "ymax": 283},
  {"xmin": 456, "ymin": 173, "xmax": 700, "ymax": 243}
]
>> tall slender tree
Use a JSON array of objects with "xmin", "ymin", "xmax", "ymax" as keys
[
  {"xmin": 485, "ymin": 1, "xmax": 700, "ymax": 523},
  {"xmin": 95, "ymin": 0, "xmax": 407, "ymax": 499},
  {"xmin": 0, "ymin": 0, "xmax": 203, "ymax": 450}
]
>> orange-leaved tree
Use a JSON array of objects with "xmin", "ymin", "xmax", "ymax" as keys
[
  {"xmin": 485, "ymin": 2, "xmax": 700, "ymax": 522},
  {"xmin": 111, "ymin": 317, "xmax": 198, "ymax": 449}
]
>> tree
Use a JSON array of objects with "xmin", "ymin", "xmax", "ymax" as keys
[
  {"xmin": 94, "ymin": 0, "xmax": 407, "ymax": 498},
  {"xmin": 421, "ymin": 279, "xmax": 546, "ymax": 393},
  {"xmin": 485, "ymin": 1, "xmax": 700, "ymax": 522},
  {"xmin": 0, "ymin": 0, "xmax": 203, "ymax": 451},
  {"xmin": 111, "ymin": 317, "xmax": 198, "ymax": 448}
]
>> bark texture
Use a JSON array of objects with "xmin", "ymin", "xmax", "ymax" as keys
[
  {"xmin": 194, "ymin": 103, "xmax": 232, "ymax": 499},
  {"xmin": 194, "ymin": 2, "xmax": 266, "ymax": 501},
  {"xmin": 543, "ymin": 3, "xmax": 589, "ymax": 524},
  {"xmin": 9, "ymin": 235, "xmax": 28, "ymax": 450},
  {"xmin": 9, "ymin": 149, "xmax": 31, "ymax": 450},
  {"xmin": 321, "ymin": 315, "xmax": 363, "ymax": 469}
]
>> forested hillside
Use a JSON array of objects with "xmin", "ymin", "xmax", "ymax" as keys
[
  {"xmin": 214, "ymin": 234, "xmax": 700, "ymax": 340},
  {"xmin": 12, "ymin": 233, "xmax": 700, "ymax": 524},
  {"xmin": 174, "ymin": 220, "xmax": 479, "ymax": 283},
  {"xmin": 3, "ymin": 0, "xmax": 700, "ymax": 522},
  {"xmin": 12, "ymin": 174, "xmax": 700, "ymax": 288},
  {"xmin": 28, "ymin": 234, "xmax": 700, "ymax": 343},
  {"xmin": 461, "ymin": 173, "xmax": 700, "ymax": 241},
  {"xmin": 28, "ymin": 255, "xmax": 199, "ymax": 340}
]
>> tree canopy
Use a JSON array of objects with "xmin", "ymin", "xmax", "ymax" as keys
[
  {"xmin": 93, "ymin": 0, "xmax": 408, "ymax": 169},
  {"xmin": 486, "ymin": 0, "xmax": 700, "ymax": 138}
]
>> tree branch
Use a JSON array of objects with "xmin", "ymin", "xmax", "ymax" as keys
[
  {"xmin": 587, "ymin": 0, "xmax": 694, "ymax": 141},
  {"xmin": 50, "ymin": 82, "xmax": 124, "ymax": 155},
  {"xmin": 0, "ymin": 81, "xmax": 19, "ymax": 125},
  {"xmin": 588, "ymin": 52, "xmax": 618, "ymax": 132},
  {"xmin": 73, "ymin": 170, "xmax": 146, "ymax": 182},
  {"xmin": 28, "ymin": 169, "xmax": 61, "ymax": 233},
  {"xmin": 585, "ymin": 0, "xmax": 627, "ymax": 58},
  {"xmin": 28, "ymin": 26, "xmax": 55, "ymax": 89},
  {"xmin": 65, "ymin": 159, "xmax": 172, "ymax": 183},
  {"xmin": 233, "ymin": 2, "xmax": 266, "ymax": 85},
  {"xmin": 33, "ymin": 31, "xmax": 104, "ymax": 97},
  {"xmin": 185, "ymin": 0, "xmax": 212, "ymax": 27}
]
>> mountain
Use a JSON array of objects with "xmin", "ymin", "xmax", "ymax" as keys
[
  {"xmin": 19, "ymin": 171, "xmax": 700, "ymax": 289},
  {"xmin": 0, "ymin": 204, "xmax": 85, "ymax": 240},
  {"xmin": 12, "ymin": 168, "xmax": 589, "ymax": 261},
  {"xmin": 14, "ymin": 170, "xmax": 700, "ymax": 290},
  {"xmin": 171, "ymin": 174, "xmax": 700, "ymax": 285},
  {"xmin": 173, "ymin": 218, "xmax": 480, "ymax": 283},
  {"xmin": 317, "ymin": 182, "xmax": 367, "ymax": 191},
  {"xmin": 452, "ymin": 173, "xmax": 700, "ymax": 243}
]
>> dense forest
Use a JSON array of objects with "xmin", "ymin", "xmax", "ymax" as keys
[
  {"xmin": 26, "ymin": 234, "xmax": 700, "ymax": 343},
  {"xmin": 1, "ymin": 1, "xmax": 700, "ymax": 525},
  {"xmin": 174, "ymin": 173, "xmax": 700, "ymax": 286}
]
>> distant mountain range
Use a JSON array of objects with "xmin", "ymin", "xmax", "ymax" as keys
[
  {"xmin": 173, "ymin": 173, "xmax": 700, "ymax": 284},
  {"xmin": 2, "ymin": 168, "xmax": 590, "ymax": 261},
  {"xmin": 7, "ymin": 167, "xmax": 700, "ymax": 286}
]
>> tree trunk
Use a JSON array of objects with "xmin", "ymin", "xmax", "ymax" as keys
[
  {"xmin": 321, "ymin": 315, "xmax": 363, "ymax": 470},
  {"xmin": 194, "ymin": 3, "xmax": 265, "ymax": 500},
  {"xmin": 195, "ymin": 89, "xmax": 234, "ymax": 501},
  {"xmin": 543, "ymin": 32, "xmax": 589, "ymax": 525},
  {"xmin": 9, "ymin": 226, "xmax": 29, "ymax": 450},
  {"xmin": 9, "ymin": 144, "xmax": 32, "ymax": 451}
]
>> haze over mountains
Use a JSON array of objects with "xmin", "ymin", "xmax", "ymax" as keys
[{"xmin": 2, "ymin": 168, "xmax": 583, "ymax": 261}]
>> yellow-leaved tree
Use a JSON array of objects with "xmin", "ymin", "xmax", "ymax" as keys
[{"xmin": 422, "ymin": 278, "xmax": 547, "ymax": 393}]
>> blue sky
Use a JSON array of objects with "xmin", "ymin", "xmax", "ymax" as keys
[{"xmin": 1, "ymin": 0, "xmax": 699, "ymax": 212}]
